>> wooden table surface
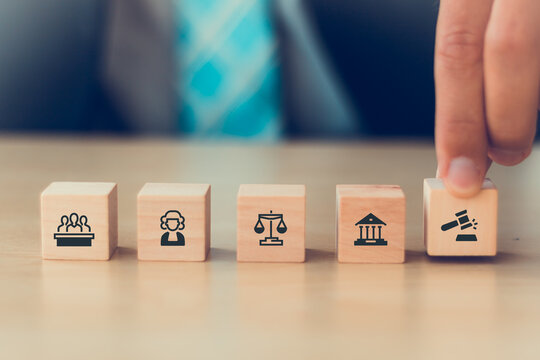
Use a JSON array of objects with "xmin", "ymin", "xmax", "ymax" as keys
[{"xmin": 1, "ymin": 136, "xmax": 539, "ymax": 359}]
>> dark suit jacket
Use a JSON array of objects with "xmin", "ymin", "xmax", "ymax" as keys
[{"xmin": 0, "ymin": 0, "xmax": 536, "ymax": 138}]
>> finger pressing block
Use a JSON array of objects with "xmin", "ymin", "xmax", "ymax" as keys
[
  {"xmin": 137, "ymin": 183, "xmax": 211, "ymax": 261},
  {"xmin": 41, "ymin": 182, "xmax": 118, "ymax": 260},
  {"xmin": 237, "ymin": 184, "xmax": 305, "ymax": 262},
  {"xmin": 423, "ymin": 178, "xmax": 497, "ymax": 256},
  {"xmin": 336, "ymin": 185, "xmax": 406, "ymax": 263}
]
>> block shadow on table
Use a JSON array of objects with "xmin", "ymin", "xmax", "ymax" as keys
[
  {"xmin": 112, "ymin": 246, "xmax": 137, "ymax": 259},
  {"xmin": 207, "ymin": 247, "xmax": 236, "ymax": 262},
  {"xmin": 305, "ymin": 248, "xmax": 334, "ymax": 262},
  {"xmin": 108, "ymin": 246, "xmax": 528, "ymax": 265},
  {"xmin": 424, "ymin": 251, "xmax": 527, "ymax": 264}
]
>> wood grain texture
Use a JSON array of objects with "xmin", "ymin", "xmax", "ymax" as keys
[
  {"xmin": 237, "ymin": 184, "xmax": 305, "ymax": 262},
  {"xmin": 337, "ymin": 185, "xmax": 405, "ymax": 263},
  {"xmin": 41, "ymin": 182, "xmax": 117, "ymax": 260},
  {"xmin": 137, "ymin": 183, "xmax": 210, "ymax": 261},
  {"xmin": 1, "ymin": 137, "xmax": 539, "ymax": 358},
  {"xmin": 424, "ymin": 178, "xmax": 497, "ymax": 256}
]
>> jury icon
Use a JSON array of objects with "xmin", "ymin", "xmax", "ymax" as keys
[
  {"xmin": 441, "ymin": 209, "xmax": 478, "ymax": 241},
  {"xmin": 54, "ymin": 212, "xmax": 94, "ymax": 247},
  {"xmin": 160, "ymin": 210, "xmax": 186, "ymax": 246},
  {"xmin": 254, "ymin": 210, "xmax": 287, "ymax": 246},
  {"xmin": 354, "ymin": 213, "xmax": 388, "ymax": 246}
]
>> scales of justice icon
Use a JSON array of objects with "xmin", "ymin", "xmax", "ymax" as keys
[{"xmin": 253, "ymin": 210, "xmax": 287, "ymax": 246}]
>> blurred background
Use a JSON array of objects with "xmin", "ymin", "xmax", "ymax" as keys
[{"xmin": 0, "ymin": 0, "xmax": 533, "ymax": 140}]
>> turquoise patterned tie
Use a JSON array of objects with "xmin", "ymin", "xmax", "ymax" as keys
[{"xmin": 175, "ymin": 0, "xmax": 282, "ymax": 140}]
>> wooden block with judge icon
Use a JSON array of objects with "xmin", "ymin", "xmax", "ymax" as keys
[
  {"xmin": 423, "ymin": 178, "xmax": 497, "ymax": 256},
  {"xmin": 237, "ymin": 184, "xmax": 305, "ymax": 262},
  {"xmin": 41, "ymin": 182, "xmax": 118, "ymax": 260},
  {"xmin": 336, "ymin": 185, "xmax": 406, "ymax": 263},
  {"xmin": 137, "ymin": 183, "xmax": 211, "ymax": 261}
]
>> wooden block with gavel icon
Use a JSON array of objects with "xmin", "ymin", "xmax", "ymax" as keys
[
  {"xmin": 336, "ymin": 185, "xmax": 406, "ymax": 263},
  {"xmin": 41, "ymin": 182, "xmax": 118, "ymax": 260},
  {"xmin": 423, "ymin": 178, "xmax": 498, "ymax": 256},
  {"xmin": 137, "ymin": 183, "xmax": 211, "ymax": 261},
  {"xmin": 237, "ymin": 184, "xmax": 305, "ymax": 262}
]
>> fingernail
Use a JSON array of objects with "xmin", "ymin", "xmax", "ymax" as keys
[
  {"xmin": 489, "ymin": 147, "xmax": 531, "ymax": 166},
  {"xmin": 446, "ymin": 157, "xmax": 482, "ymax": 196}
]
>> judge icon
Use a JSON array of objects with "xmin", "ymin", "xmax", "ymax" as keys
[{"xmin": 160, "ymin": 210, "xmax": 186, "ymax": 246}]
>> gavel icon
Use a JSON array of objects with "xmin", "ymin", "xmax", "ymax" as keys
[{"xmin": 441, "ymin": 210, "xmax": 478, "ymax": 231}]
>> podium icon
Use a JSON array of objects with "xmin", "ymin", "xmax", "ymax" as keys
[{"xmin": 54, "ymin": 212, "xmax": 95, "ymax": 247}]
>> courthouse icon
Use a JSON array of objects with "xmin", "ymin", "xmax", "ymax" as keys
[{"xmin": 354, "ymin": 213, "xmax": 387, "ymax": 246}]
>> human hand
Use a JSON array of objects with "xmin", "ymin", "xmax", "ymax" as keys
[{"xmin": 435, "ymin": 0, "xmax": 539, "ymax": 197}]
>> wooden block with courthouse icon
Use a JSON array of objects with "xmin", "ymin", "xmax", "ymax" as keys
[
  {"xmin": 336, "ymin": 185, "xmax": 406, "ymax": 263},
  {"xmin": 137, "ymin": 183, "xmax": 211, "ymax": 261},
  {"xmin": 237, "ymin": 184, "xmax": 305, "ymax": 262},
  {"xmin": 423, "ymin": 178, "xmax": 497, "ymax": 256},
  {"xmin": 41, "ymin": 182, "xmax": 118, "ymax": 260}
]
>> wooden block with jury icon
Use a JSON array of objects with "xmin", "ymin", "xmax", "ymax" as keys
[
  {"xmin": 41, "ymin": 182, "xmax": 118, "ymax": 260},
  {"xmin": 336, "ymin": 185, "xmax": 406, "ymax": 263},
  {"xmin": 137, "ymin": 183, "xmax": 211, "ymax": 261},
  {"xmin": 424, "ymin": 178, "xmax": 497, "ymax": 256},
  {"xmin": 237, "ymin": 184, "xmax": 305, "ymax": 262}
]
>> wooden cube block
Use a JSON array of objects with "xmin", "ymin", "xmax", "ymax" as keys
[
  {"xmin": 41, "ymin": 182, "xmax": 118, "ymax": 260},
  {"xmin": 424, "ymin": 178, "xmax": 497, "ymax": 256},
  {"xmin": 336, "ymin": 185, "xmax": 406, "ymax": 263},
  {"xmin": 137, "ymin": 183, "xmax": 210, "ymax": 261},
  {"xmin": 237, "ymin": 184, "xmax": 305, "ymax": 262}
]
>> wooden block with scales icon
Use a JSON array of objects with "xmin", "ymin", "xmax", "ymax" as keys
[{"xmin": 237, "ymin": 184, "xmax": 305, "ymax": 262}]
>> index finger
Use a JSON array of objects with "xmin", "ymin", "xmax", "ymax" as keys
[{"xmin": 435, "ymin": 0, "xmax": 493, "ymax": 197}]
